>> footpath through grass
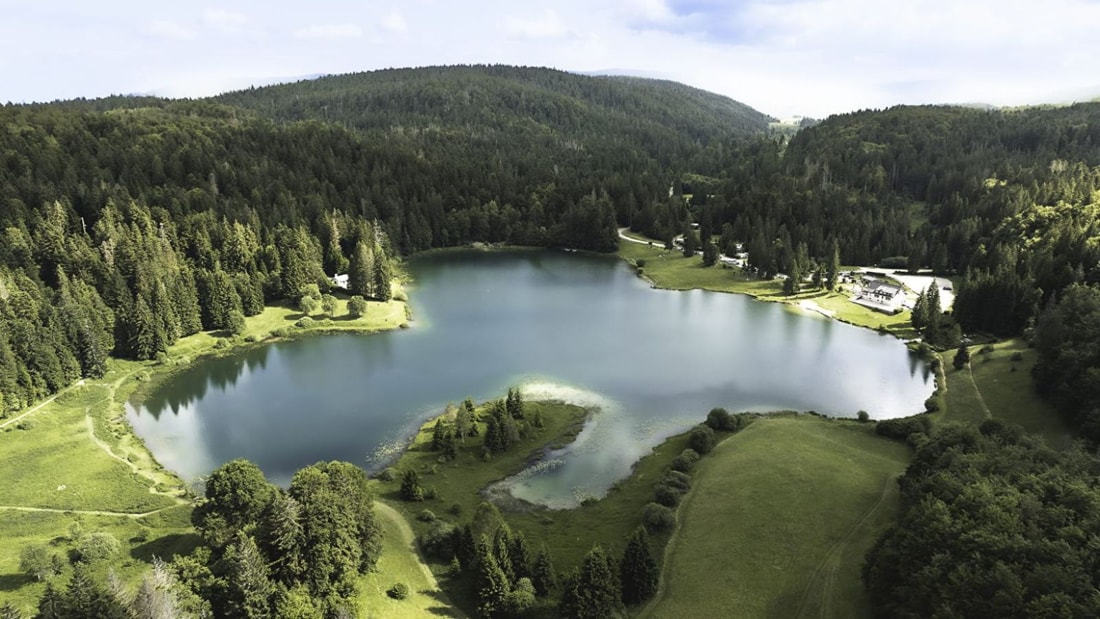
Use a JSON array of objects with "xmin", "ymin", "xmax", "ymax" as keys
[
  {"xmin": 358, "ymin": 502, "xmax": 465, "ymax": 618},
  {"xmin": 937, "ymin": 339, "xmax": 1071, "ymax": 447},
  {"xmin": 0, "ymin": 293, "xmax": 407, "ymax": 613},
  {"xmin": 618, "ymin": 241, "xmax": 915, "ymax": 337},
  {"xmin": 645, "ymin": 416, "xmax": 910, "ymax": 619}
]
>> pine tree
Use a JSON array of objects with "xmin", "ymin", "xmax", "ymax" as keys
[
  {"xmin": 508, "ymin": 533, "xmax": 533, "ymax": 581},
  {"xmin": 371, "ymin": 250, "xmax": 393, "ymax": 301},
  {"xmin": 348, "ymin": 240, "xmax": 374, "ymax": 299},
  {"xmin": 826, "ymin": 239, "xmax": 841, "ymax": 291},
  {"xmin": 0, "ymin": 601, "xmax": 22, "ymax": 619},
  {"xmin": 620, "ymin": 527, "xmax": 658, "ymax": 605},
  {"xmin": 400, "ymin": 470, "xmax": 424, "ymax": 502},
  {"xmin": 531, "ymin": 545, "xmax": 557, "ymax": 597},
  {"xmin": 505, "ymin": 387, "xmax": 524, "ymax": 419},
  {"xmin": 493, "ymin": 529, "xmax": 516, "ymax": 584},
  {"xmin": 222, "ymin": 533, "xmax": 274, "ymax": 619},
  {"xmin": 559, "ymin": 545, "xmax": 621, "ymax": 619},
  {"xmin": 34, "ymin": 582, "xmax": 66, "ymax": 619},
  {"xmin": 259, "ymin": 492, "xmax": 306, "ymax": 584},
  {"xmin": 475, "ymin": 536, "xmax": 510, "ymax": 619}
]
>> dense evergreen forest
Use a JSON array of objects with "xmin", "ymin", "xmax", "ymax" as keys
[{"xmin": 0, "ymin": 65, "xmax": 771, "ymax": 417}]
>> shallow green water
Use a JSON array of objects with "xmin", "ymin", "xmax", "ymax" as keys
[{"xmin": 128, "ymin": 250, "xmax": 932, "ymax": 506}]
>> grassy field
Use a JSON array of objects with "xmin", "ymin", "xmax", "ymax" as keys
[
  {"xmin": 617, "ymin": 240, "xmax": 915, "ymax": 337},
  {"xmin": 0, "ymin": 293, "xmax": 407, "ymax": 613},
  {"xmin": 644, "ymin": 416, "xmax": 911, "ymax": 619},
  {"xmin": 358, "ymin": 502, "xmax": 465, "ymax": 618},
  {"xmin": 937, "ymin": 339, "xmax": 1071, "ymax": 446}
]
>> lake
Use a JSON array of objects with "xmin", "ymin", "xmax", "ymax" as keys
[{"xmin": 128, "ymin": 250, "xmax": 933, "ymax": 507}]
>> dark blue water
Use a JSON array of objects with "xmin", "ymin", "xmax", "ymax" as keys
[{"xmin": 128, "ymin": 250, "xmax": 932, "ymax": 505}]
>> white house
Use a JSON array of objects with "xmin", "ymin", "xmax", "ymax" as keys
[
  {"xmin": 852, "ymin": 279, "xmax": 904, "ymax": 313},
  {"xmin": 331, "ymin": 273, "xmax": 350, "ymax": 289}
]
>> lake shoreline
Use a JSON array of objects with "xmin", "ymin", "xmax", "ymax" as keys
[{"xmin": 616, "ymin": 239, "xmax": 918, "ymax": 340}]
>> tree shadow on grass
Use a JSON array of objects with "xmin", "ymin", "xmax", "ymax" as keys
[
  {"xmin": 420, "ymin": 589, "xmax": 464, "ymax": 617},
  {"xmin": 0, "ymin": 572, "xmax": 33, "ymax": 592},
  {"xmin": 130, "ymin": 532, "xmax": 202, "ymax": 562}
]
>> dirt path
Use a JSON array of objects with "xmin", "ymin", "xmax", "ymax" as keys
[
  {"xmin": 0, "ymin": 380, "xmax": 85, "ymax": 429},
  {"xmin": 794, "ymin": 476, "xmax": 896, "ymax": 619},
  {"xmin": 0, "ymin": 504, "xmax": 184, "ymax": 519},
  {"xmin": 373, "ymin": 501, "xmax": 466, "ymax": 616},
  {"xmin": 965, "ymin": 363, "xmax": 992, "ymax": 419},
  {"xmin": 84, "ymin": 410, "xmax": 186, "ymax": 503}
]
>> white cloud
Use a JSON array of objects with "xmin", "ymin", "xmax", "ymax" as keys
[
  {"xmin": 381, "ymin": 10, "xmax": 407, "ymax": 34},
  {"xmin": 202, "ymin": 9, "xmax": 248, "ymax": 32},
  {"xmin": 293, "ymin": 24, "xmax": 364, "ymax": 40},
  {"xmin": 143, "ymin": 20, "xmax": 196, "ymax": 42},
  {"xmin": 503, "ymin": 9, "xmax": 569, "ymax": 39}
]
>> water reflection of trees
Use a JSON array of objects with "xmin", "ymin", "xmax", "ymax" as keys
[{"xmin": 141, "ymin": 346, "xmax": 271, "ymax": 418}]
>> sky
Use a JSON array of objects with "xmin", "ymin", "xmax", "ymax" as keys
[{"xmin": 2, "ymin": 0, "xmax": 1099, "ymax": 118}]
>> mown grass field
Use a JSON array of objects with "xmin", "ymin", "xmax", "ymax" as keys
[
  {"xmin": 938, "ymin": 339, "xmax": 1070, "ymax": 446},
  {"xmin": 0, "ymin": 293, "xmax": 407, "ymax": 612},
  {"xmin": 645, "ymin": 416, "xmax": 910, "ymax": 619},
  {"xmin": 359, "ymin": 502, "xmax": 465, "ymax": 618}
]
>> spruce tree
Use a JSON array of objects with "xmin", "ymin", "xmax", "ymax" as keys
[
  {"xmin": 826, "ymin": 239, "xmax": 841, "ymax": 291},
  {"xmin": 348, "ymin": 240, "xmax": 374, "ymax": 298},
  {"xmin": 531, "ymin": 545, "xmax": 557, "ymax": 597},
  {"xmin": 620, "ymin": 527, "xmax": 659, "ymax": 605},
  {"xmin": 559, "ymin": 545, "xmax": 622, "ymax": 619},
  {"xmin": 475, "ymin": 536, "xmax": 510, "ymax": 619}
]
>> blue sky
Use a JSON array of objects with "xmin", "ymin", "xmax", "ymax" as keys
[{"xmin": 2, "ymin": 0, "xmax": 1099, "ymax": 118}]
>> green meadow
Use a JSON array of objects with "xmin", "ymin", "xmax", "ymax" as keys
[
  {"xmin": 644, "ymin": 416, "xmax": 910, "ymax": 619},
  {"xmin": 0, "ymin": 295, "xmax": 407, "ymax": 613}
]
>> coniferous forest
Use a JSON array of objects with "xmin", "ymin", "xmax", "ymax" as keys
[{"xmin": 3, "ymin": 65, "xmax": 1100, "ymax": 618}]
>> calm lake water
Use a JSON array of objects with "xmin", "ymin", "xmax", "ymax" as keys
[{"xmin": 128, "ymin": 250, "xmax": 933, "ymax": 507}]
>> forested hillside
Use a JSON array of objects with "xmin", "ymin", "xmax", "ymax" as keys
[
  {"xmin": 0, "ymin": 67, "xmax": 771, "ymax": 417},
  {"xmin": 667, "ymin": 103, "xmax": 1100, "ymax": 440}
]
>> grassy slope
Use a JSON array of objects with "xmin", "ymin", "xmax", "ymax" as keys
[
  {"xmin": 618, "ymin": 240, "xmax": 915, "ymax": 337},
  {"xmin": 0, "ymin": 294, "xmax": 407, "ymax": 613},
  {"xmin": 646, "ymin": 416, "xmax": 910, "ymax": 619},
  {"xmin": 359, "ymin": 502, "xmax": 465, "ymax": 619},
  {"xmin": 937, "ymin": 339, "xmax": 1071, "ymax": 446}
]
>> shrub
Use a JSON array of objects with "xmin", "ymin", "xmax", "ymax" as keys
[
  {"xmin": 875, "ymin": 415, "xmax": 931, "ymax": 441},
  {"xmin": 654, "ymin": 484, "xmax": 684, "ymax": 508},
  {"xmin": 705, "ymin": 407, "xmax": 732, "ymax": 431},
  {"xmin": 980, "ymin": 344, "xmax": 995, "ymax": 354},
  {"xmin": 400, "ymin": 470, "xmax": 424, "ymax": 502},
  {"xmin": 377, "ymin": 468, "xmax": 397, "ymax": 482},
  {"xmin": 642, "ymin": 502, "xmax": 676, "ymax": 532},
  {"xmin": 419, "ymin": 521, "xmax": 457, "ymax": 559},
  {"xmin": 271, "ymin": 327, "xmax": 290, "ymax": 338},
  {"xmin": 689, "ymin": 425, "xmax": 717, "ymax": 454},
  {"xmin": 635, "ymin": 259, "xmax": 647, "ymax": 268},
  {"xmin": 924, "ymin": 395, "xmax": 941, "ymax": 413},
  {"xmin": 449, "ymin": 503, "xmax": 463, "ymax": 516},
  {"xmin": 75, "ymin": 532, "xmax": 120, "ymax": 563},
  {"xmin": 417, "ymin": 509, "xmax": 437, "ymax": 522},
  {"xmin": 227, "ymin": 310, "xmax": 247, "ymax": 336},
  {"xmin": 295, "ymin": 316, "xmax": 314, "ymax": 329},
  {"xmin": 857, "ymin": 410, "xmax": 870, "ymax": 423},
  {"xmin": 660, "ymin": 470, "xmax": 692, "ymax": 492},
  {"xmin": 1010, "ymin": 351, "xmax": 1024, "ymax": 362},
  {"xmin": 347, "ymin": 295, "xmax": 368, "ymax": 318},
  {"xmin": 387, "ymin": 583, "xmax": 409, "ymax": 600},
  {"xmin": 670, "ymin": 449, "xmax": 700, "ymax": 473}
]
